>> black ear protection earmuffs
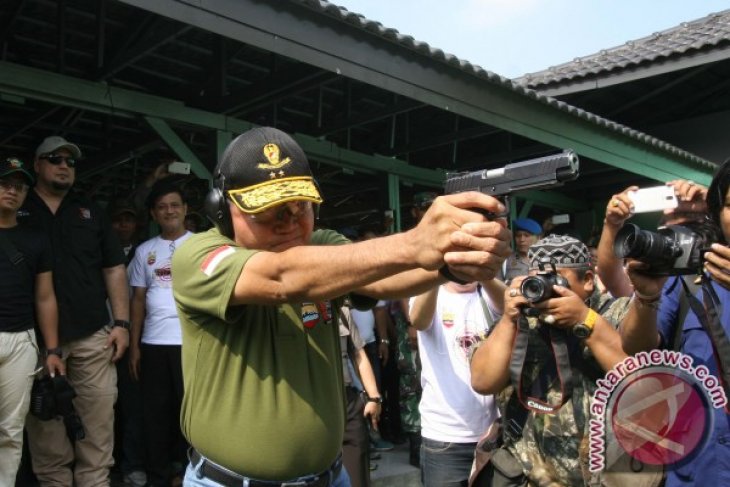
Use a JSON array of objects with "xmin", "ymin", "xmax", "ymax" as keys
[{"xmin": 204, "ymin": 171, "xmax": 234, "ymax": 238}]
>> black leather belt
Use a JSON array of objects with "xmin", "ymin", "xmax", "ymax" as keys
[{"xmin": 189, "ymin": 449, "xmax": 342, "ymax": 487}]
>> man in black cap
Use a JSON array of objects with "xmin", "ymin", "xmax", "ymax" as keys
[
  {"xmin": 108, "ymin": 198, "xmax": 139, "ymax": 265},
  {"xmin": 0, "ymin": 156, "xmax": 64, "ymax": 485},
  {"xmin": 20, "ymin": 136, "xmax": 130, "ymax": 486},
  {"xmin": 172, "ymin": 126, "xmax": 512, "ymax": 486}
]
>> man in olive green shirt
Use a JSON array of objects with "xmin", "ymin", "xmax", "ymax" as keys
[{"xmin": 173, "ymin": 126, "xmax": 512, "ymax": 486}]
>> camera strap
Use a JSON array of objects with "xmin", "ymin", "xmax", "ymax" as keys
[
  {"xmin": 681, "ymin": 277, "xmax": 730, "ymax": 413},
  {"xmin": 509, "ymin": 316, "xmax": 573, "ymax": 414},
  {"xmin": 476, "ymin": 284, "xmax": 495, "ymax": 330},
  {"xmin": 0, "ymin": 231, "xmax": 31, "ymax": 280}
]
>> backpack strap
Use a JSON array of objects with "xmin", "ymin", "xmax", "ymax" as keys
[{"xmin": 681, "ymin": 277, "xmax": 730, "ymax": 413}]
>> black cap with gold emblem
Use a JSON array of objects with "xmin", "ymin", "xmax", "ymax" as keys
[
  {"xmin": 218, "ymin": 127, "xmax": 323, "ymax": 213},
  {"xmin": 0, "ymin": 157, "xmax": 35, "ymax": 185}
]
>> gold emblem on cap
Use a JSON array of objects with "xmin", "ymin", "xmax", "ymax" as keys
[
  {"xmin": 7, "ymin": 157, "xmax": 22, "ymax": 168},
  {"xmin": 257, "ymin": 143, "xmax": 292, "ymax": 170}
]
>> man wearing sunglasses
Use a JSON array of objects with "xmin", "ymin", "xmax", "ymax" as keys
[
  {"xmin": 20, "ymin": 136, "xmax": 130, "ymax": 486},
  {"xmin": 172, "ymin": 127, "xmax": 512, "ymax": 486}
]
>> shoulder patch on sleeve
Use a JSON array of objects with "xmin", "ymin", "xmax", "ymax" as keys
[{"xmin": 200, "ymin": 245, "xmax": 236, "ymax": 276}]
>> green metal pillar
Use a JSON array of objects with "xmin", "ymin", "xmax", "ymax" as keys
[
  {"xmin": 144, "ymin": 116, "xmax": 212, "ymax": 180},
  {"xmin": 509, "ymin": 196, "xmax": 518, "ymax": 223},
  {"xmin": 518, "ymin": 200, "xmax": 534, "ymax": 219},
  {"xmin": 387, "ymin": 173, "xmax": 401, "ymax": 233}
]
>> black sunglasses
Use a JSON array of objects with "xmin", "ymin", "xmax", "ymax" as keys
[{"xmin": 41, "ymin": 154, "xmax": 77, "ymax": 167}]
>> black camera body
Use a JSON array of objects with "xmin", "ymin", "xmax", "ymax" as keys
[
  {"xmin": 30, "ymin": 375, "xmax": 57, "ymax": 421},
  {"xmin": 613, "ymin": 223, "xmax": 704, "ymax": 276},
  {"xmin": 520, "ymin": 262, "xmax": 570, "ymax": 304},
  {"xmin": 30, "ymin": 375, "xmax": 85, "ymax": 441}
]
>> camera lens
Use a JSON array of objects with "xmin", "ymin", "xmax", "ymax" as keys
[
  {"xmin": 521, "ymin": 276, "xmax": 547, "ymax": 303},
  {"xmin": 614, "ymin": 223, "xmax": 681, "ymax": 264}
]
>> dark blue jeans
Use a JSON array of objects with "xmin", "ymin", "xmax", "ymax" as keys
[{"xmin": 421, "ymin": 437, "xmax": 477, "ymax": 487}]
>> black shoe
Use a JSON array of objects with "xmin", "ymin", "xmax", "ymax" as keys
[
  {"xmin": 382, "ymin": 431, "xmax": 407, "ymax": 445},
  {"xmin": 408, "ymin": 433, "xmax": 421, "ymax": 468}
]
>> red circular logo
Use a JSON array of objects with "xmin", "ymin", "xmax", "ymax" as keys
[{"xmin": 610, "ymin": 370, "xmax": 708, "ymax": 465}]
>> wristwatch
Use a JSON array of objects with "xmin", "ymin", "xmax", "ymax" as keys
[
  {"xmin": 573, "ymin": 309, "xmax": 598, "ymax": 339},
  {"xmin": 366, "ymin": 396, "xmax": 383, "ymax": 404},
  {"xmin": 113, "ymin": 319, "xmax": 131, "ymax": 330},
  {"xmin": 44, "ymin": 347, "xmax": 63, "ymax": 359}
]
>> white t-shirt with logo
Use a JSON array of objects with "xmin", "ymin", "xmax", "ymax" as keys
[
  {"xmin": 129, "ymin": 232, "xmax": 192, "ymax": 345},
  {"xmin": 411, "ymin": 286, "xmax": 499, "ymax": 443}
]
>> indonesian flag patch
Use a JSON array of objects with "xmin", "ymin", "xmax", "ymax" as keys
[{"xmin": 201, "ymin": 245, "xmax": 235, "ymax": 276}]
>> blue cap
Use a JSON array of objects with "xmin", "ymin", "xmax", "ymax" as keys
[{"xmin": 513, "ymin": 218, "xmax": 542, "ymax": 235}]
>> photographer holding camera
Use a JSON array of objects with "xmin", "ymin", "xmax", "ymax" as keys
[
  {"xmin": 597, "ymin": 179, "xmax": 708, "ymax": 298},
  {"xmin": 469, "ymin": 235, "xmax": 663, "ymax": 486},
  {"xmin": 619, "ymin": 159, "xmax": 730, "ymax": 486}
]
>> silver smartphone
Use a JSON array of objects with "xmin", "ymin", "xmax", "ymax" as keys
[
  {"xmin": 168, "ymin": 161, "xmax": 191, "ymax": 175},
  {"xmin": 628, "ymin": 185, "xmax": 678, "ymax": 213}
]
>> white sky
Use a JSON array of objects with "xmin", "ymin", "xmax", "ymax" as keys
[{"xmin": 332, "ymin": 0, "xmax": 730, "ymax": 78}]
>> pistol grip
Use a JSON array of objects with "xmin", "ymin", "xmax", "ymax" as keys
[{"xmin": 472, "ymin": 208, "xmax": 508, "ymax": 220}]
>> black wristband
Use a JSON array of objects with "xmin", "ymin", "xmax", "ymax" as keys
[
  {"xmin": 45, "ymin": 347, "xmax": 63, "ymax": 359},
  {"xmin": 439, "ymin": 265, "xmax": 469, "ymax": 285},
  {"xmin": 113, "ymin": 319, "xmax": 131, "ymax": 330},
  {"xmin": 367, "ymin": 396, "xmax": 383, "ymax": 404}
]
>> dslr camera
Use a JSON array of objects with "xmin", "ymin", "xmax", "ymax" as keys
[
  {"xmin": 520, "ymin": 261, "xmax": 570, "ymax": 304},
  {"xmin": 30, "ymin": 375, "xmax": 85, "ymax": 441},
  {"xmin": 613, "ymin": 223, "xmax": 710, "ymax": 276}
]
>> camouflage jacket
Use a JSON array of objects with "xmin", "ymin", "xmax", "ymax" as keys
[{"xmin": 501, "ymin": 289, "xmax": 631, "ymax": 486}]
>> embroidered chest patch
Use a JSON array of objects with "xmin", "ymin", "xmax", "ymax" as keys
[{"xmin": 301, "ymin": 301, "xmax": 333, "ymax": 329}]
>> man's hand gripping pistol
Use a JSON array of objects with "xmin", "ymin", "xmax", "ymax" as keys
[{"xmin": 439, "ymin": 150, "xmax": 580, "ymax": 282}]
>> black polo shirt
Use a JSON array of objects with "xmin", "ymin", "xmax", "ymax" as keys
[
  {"xmin": 18, "ymin": 189, "xmax": 125, "ymax": 342},
  {"xmin": 0, "ymin": 225, "xmax": 52, "ymax": 333}
]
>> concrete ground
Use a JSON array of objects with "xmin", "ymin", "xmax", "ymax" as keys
[{"xmin": 370, "ymin": 442, "xmax": 421, "ymax": 487}]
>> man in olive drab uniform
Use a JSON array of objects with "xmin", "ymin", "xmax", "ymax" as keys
[{"xmin": 172, "ymin": 127, "xmax": 511, "ymax": 486}]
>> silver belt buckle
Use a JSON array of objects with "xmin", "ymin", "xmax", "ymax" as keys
[{"xmin": 281, "ymin": 481, "xmax": 309, "ymax": 487}]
